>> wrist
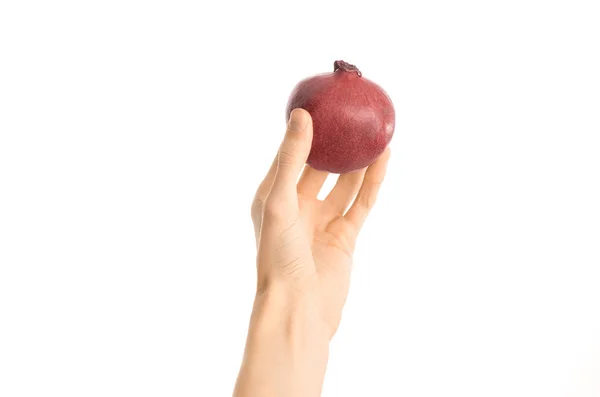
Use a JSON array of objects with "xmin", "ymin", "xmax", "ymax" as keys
[
  {"xmin": 234, "ymin": 281, "xmax": 330, "ymax": 397},
  {"xmin": 250, "ymin": 280, "xmax": 330, "ymax": 346}
]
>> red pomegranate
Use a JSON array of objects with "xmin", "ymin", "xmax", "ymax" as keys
[{"xmin": 285, "ymin": 60, "xmax": 395, "ymax": 174}]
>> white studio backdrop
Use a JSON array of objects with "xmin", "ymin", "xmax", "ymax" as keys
[{"xmin": 1, "ymin": 1, "xmax": 599, "ymax": 396}]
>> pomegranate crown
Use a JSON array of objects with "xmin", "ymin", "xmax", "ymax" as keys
[{"xmin": 333, "ymin": 60, "xmax": 362, "ymax": 77}]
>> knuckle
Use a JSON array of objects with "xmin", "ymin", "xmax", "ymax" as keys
[
  {"xmin": 359, "ymin": 190, "xmax": 377, "ymax": 210},
  {"xmin": 278, "ymin": 148, "xmax": 296, "ymax": 166},
  {"xmin": 362, "ymin": 182, "xmax": 382, "ymax": 209},
  {"xmin": 363, "ymin": 195, "xmax": 377, "ymax": 210},
  {"xmin": 251, "ymin": 195, "xmax": 263, "ymax": 220},
  {"xmin": 263, "ymin": 196, "xmax": 289, "ymax": 220}
]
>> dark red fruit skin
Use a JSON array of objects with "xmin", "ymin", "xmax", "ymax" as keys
[{"xmin": 285, "ymin": 60, "xmax": 395, "ymax": 174}]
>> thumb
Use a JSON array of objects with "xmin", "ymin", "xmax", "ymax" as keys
[{"xmin": 270, "ymin": 108, "xmax": 313, "ymax": 199}]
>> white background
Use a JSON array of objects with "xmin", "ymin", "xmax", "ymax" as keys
[{"xmin": 1, "ymin": 1, "xmax": 599, "ymax": 396}]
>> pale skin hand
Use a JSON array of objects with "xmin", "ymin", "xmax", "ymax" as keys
[{"xmin": 233, "ymin": 108, "xmax": 390, "ymax": 397}]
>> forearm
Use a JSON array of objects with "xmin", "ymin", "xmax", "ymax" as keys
[{"xmin": 233, "ymin": 285, "xmax": 330, "ymax": 397}]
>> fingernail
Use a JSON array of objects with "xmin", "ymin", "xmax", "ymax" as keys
[{"xmin": 288, "ymin": 108, "xmax": 308, "ymax": 132}]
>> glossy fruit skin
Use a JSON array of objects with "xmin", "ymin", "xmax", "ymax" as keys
[{"xmin": 285, "ymin": 60, "xmax": 395, "ymax": 174}]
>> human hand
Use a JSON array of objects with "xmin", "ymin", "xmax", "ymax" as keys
[
  {"xmin": 251, "ymin": 108, "xmax": 391, "ymax": 337},
  {"xmin": 234, "ymin": 108, "xmax": 390, "ymax": 397}
]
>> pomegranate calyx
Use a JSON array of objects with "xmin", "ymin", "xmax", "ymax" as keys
[{"xmin": 333, "ymin": 60, "xmax": 362, "ymax": 77}]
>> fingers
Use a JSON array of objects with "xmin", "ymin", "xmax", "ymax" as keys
[
  {"xmin": 297, "ymin": 165, "xmax": 328, "ymax": 198},
  {"xmin": 269, "ymin": 108, "xmax": 313, "ymax": 201},
  {"xmin": 323, "ymin": 168, "xmax": 367, "ymax": 216},
  {"xmin": 345, "ymin": 148, "xmax": 391, "ymax": 230}
]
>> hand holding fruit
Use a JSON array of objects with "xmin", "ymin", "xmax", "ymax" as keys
[
  {"xmin": 250, "ymin": 108, "xmax": 391, "ymax": 338},
  {"xmin": 234, "ymin": 61, "xmax": 393, "ymax": 397}
]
